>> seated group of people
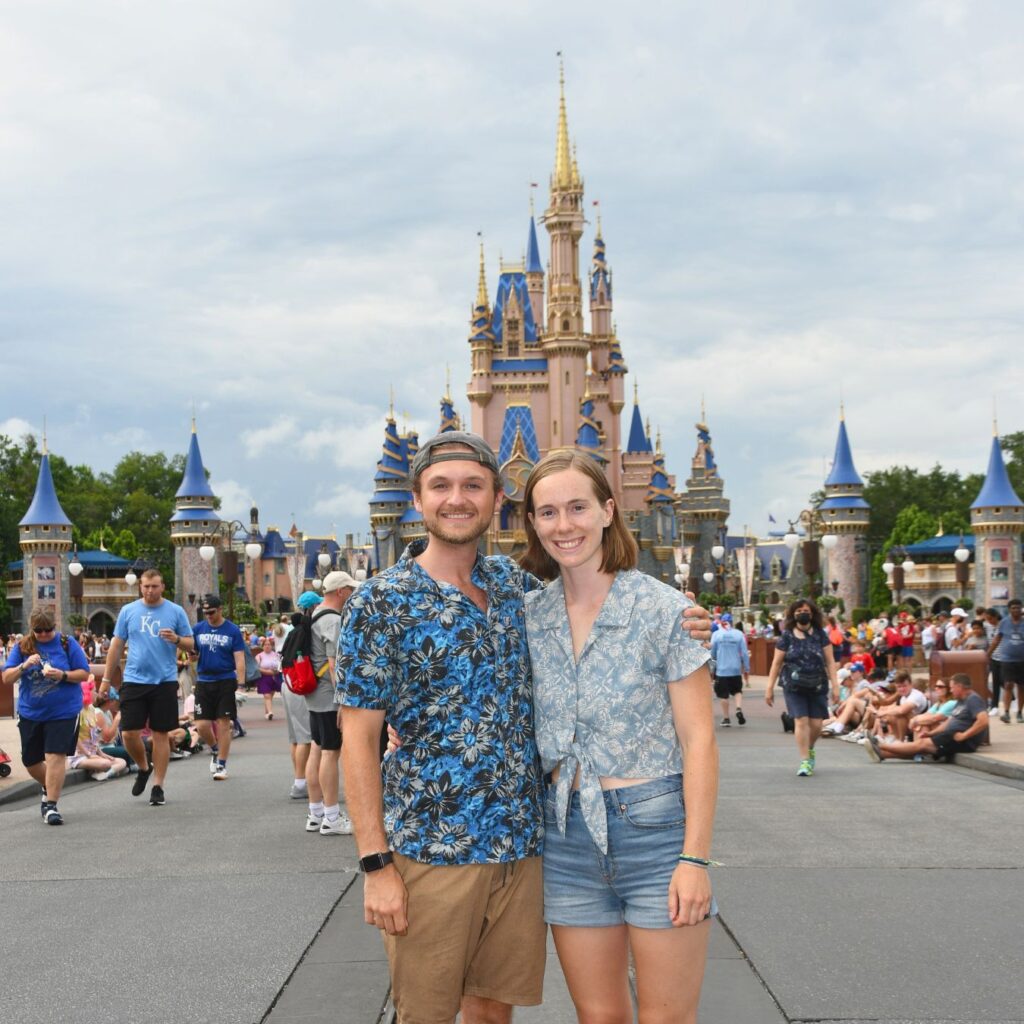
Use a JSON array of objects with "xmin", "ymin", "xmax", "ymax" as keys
[{"xmin": 818, "ymin": 666, "xmax": 989, "ymax": 763}]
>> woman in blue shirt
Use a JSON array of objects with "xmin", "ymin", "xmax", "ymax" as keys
[
  {"xmin": 522, "ymin": 451, "xmax": 717, "ymax": 1024},
  {"xmin": 2, "ymin": 608, "xmax": 91, "ymax": 825}
]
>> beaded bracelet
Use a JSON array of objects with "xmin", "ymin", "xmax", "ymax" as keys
[{"xmin": 677, "ymin": 854, "xmax": 722, "ymax": 868}]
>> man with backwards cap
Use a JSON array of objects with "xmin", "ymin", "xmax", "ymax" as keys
[
  {"xmin": 337, "ymin": 431, "xmax": 712, "ymax": 1024},
  {"xmin": 710, "ymin": 611, "xmax": 750, "ymax": 727},
  {"xmin": 191, "ymin": 593, "xmax": 246, "ymax": 781}
]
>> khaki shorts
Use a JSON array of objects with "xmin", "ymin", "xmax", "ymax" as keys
[{"xmin": 383, "ymin": 853, "xmax": 545, "ymax": 1024}]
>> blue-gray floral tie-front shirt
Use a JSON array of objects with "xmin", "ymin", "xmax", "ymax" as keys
[
  {"xmin": 336, "ymin": 540, "xmax": 544, "ymax": 865},
  {"xmin": 526, "ymin": 569, "xmax": 710, "ymax": 853}
]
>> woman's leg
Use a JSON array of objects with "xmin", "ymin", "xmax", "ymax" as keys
[
  {"xmin": 45, "ymin": 752, "xmax": 67, "ymax": 802},
  {"xmin": 630, "ymin": 918, "xmax": 712, "ymax": 1024},
  {"xmin": 794, "ymin": 716, "xmax": 811, "ymax": 759},
  {"xmin": 551, "ymin": 924, "xmax": 632, "ymax": 1024}
]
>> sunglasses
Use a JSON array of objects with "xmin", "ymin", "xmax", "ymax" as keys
[{"xmin": 33, "ymin": 627, "xmax": 55, "ymax": 635}]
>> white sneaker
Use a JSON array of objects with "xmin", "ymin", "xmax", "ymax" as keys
[
  {"xmin": 305, "ymin": 812, "xmax": 324, "ymax": 833},
  {"xmin": 209, "ymin": 757, "xmax": 219, "ymax": 775},
  {"xmin": 213, "ymin": 765, "xmax": 228, "ymax": 781},
  {"xmin": 319, "ymin": 811, "xmax": 353, "ymax": 836}
]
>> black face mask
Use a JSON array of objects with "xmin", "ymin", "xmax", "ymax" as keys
[{"xmin": 795, "ymin": 613, "xmax": 812, "ymax": 627}]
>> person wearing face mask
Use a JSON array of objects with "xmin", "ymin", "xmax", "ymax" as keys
[{"xmin": 764, "ymin": 598, "xmax": 840, "ymax": 776}]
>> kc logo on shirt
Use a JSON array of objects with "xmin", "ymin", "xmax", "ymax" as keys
[{"xmin": 140, "ymin": 615, "xmax": 161, "ymax": 638}]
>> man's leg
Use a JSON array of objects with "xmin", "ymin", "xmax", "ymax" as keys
[
  {"xmin": 718, "ymin": 697, "xmax": 730, "ymax": 720},
  {"xmin": 195, "ymin": 719, "xmax": 217, "ymax": 748},
  {"xmin": 292, "ymin": 742, "xmax": 310, "ymax": 781},
  {"xmin": 461, "ymin": 996, "xmax": 515, "ymax": 1024},
  {"xmin": 877, "ymin": 737, "xmax": 936, "ymax": 760},
  {"xmin": 319, "ymin": 747, "xmax": 341, "ymax": 808},
  {"xmin": 122, "ymin": 730, "xmax": 150, "ymax": 772},
  {"xmin": 215, "ymin": 717, "xmax": 233, "ymax": 762},
  {"xmin": 150, "ymin": 732, "xmax": 170, "ymax": 786},
  {"xmin": 25, "ymin": 760, "xmax": 46, "ymax": 789}
]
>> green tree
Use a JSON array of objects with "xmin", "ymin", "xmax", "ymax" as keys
[{"xmin": 868, "ymin": 504, "xmax": 938, "ymax": 610}]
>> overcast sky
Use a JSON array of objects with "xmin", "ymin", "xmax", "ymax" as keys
[{"xmin": 3, "ymin": 0, "xmax": 1022, "ymax": 542}]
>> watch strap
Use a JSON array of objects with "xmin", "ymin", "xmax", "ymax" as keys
[{"xmin": 359, "ymin": 851, "xmax": 394, "ymax": 873}]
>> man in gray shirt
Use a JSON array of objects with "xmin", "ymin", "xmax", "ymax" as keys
[
  {"xmin": 990, "ymin": 598, "xmax": 1024, "ymax": 723},
  {"xmin": 305, "ymin": 571, "xmax": 359, "ymax": 836}
]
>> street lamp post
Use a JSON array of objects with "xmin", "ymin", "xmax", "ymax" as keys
[
  {"xmin": 199, "ymin": 519, "xmax": 264, "ymax": 622},
  {"xmin": 310, "ymin": 542, "xmax": 334, "ymax": 592},
  {"xmin": 68, "ymin": 547, "xmax": 84, "ymax": 628},
  {"xmin": 954, "ymin": 534, "xmax": 970, "ymax": 601}
]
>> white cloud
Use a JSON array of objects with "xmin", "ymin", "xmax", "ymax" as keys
[
  {"xmin": 0, "ymin": 418, "xmax": 36, "ymax": 443},
  {"xmin": 240, "ymin": 416, "xmax": 300, "ymax": 459}
]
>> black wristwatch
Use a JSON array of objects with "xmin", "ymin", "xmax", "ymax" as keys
[
  {"xmin": 359, "ymin": 852, "xmax": 394, "ymax": 873},
  {"xmin": 60, "ymin": 672, "xmax": 68, "ymax": 684}
]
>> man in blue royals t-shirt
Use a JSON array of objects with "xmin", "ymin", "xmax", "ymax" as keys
[
  {"xmin": 192, "ymin": 593, "xmax": 245, "ymax": 781},
  {"xmin": 99, "ymin": 568, "xmax": 193, "ymax": 807}
]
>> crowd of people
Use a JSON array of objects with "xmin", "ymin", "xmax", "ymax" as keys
[{"xmin": 3, "ymin": 424, "xmax": 1023, "ymax": 1024}]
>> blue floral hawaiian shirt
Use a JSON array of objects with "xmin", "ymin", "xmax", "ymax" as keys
[
  {"xmin": 526, "ymin": 569, "xmax": 710, "ymax": 853},
  {"xmin": 336, "ymin": 539, "xmax": 544, "ymax": 865}
]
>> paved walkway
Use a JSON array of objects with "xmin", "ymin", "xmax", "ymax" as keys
[{"xmin": 2, "ymin": 680, "xmax": 1023, "ymax": 1023}]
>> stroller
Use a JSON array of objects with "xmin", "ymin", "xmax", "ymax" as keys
[{"xmin": 0, "ymin": 747, "xmax": 12, "ymax": 778}]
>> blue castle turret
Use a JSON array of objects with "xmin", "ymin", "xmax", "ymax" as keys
[
  {"xmin": 370, "ymin": 413, "xmax": 418, "ymax": 570},
  {"xmin": 171, "ymin": 421, "xmax": 221, "ymax": 619},
  {"xmin": 817, "ymin": 409, "xmax": 870, "ymax": 612},
  {"xmin": 575, "ymin": 393, "xmax": 606, "ymax": 464},
  {"xmin": 971, "ymin": 429, "xmax": 1024, "ymax": 608},
  {"xmin": 19, "ymin": 439, "xmax": 74, "ymax": 627}
]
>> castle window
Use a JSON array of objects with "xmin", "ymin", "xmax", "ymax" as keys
[
  {"xmin": 553, "ymin": 420, "xmax": 558, "ymax": 435},
  {"xmin": 43, "ymin": 526, "xmax": 50, "ymax": 532},
  {"xmin": 565, "ymin": 371, "xmax": 570, "ymax": 386},
  {"xmin": 562, "ymin": 319, "xmax": 570, "ymax": 332}
]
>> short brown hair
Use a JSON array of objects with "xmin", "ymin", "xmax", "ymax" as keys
[
  {"xmin": 520, "ymin": 451, "xmax": 637, "ymax": 581},
  {"xmin": 950, "ymin": 672, "xmax": 972, "ymax": 689},
  {"xmin": 140, "ymin": 568, "xmax": 163, "ymax": 582}
]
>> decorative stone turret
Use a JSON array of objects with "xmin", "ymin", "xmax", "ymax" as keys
[
  {"xmin": 170, "ymin": 421, "xmax": 221, "ymax": 621},
  {"xmin": 370, "ymin": 412, "xmax": 414, "ymax": 571},
  {"xmin": 19, "ymin": 439, "xmax": 73, "ymax": 628},
  {"xmin": 970, "ymin": 429, "xmax": 1023, "ymax": 608},
  {"xmin": 817, "ymin": 410, "xmax": 871, "ymax": 612},
  {"xmin": 678, "ymin": 406, "xmax": 730, "ymax": 587}
]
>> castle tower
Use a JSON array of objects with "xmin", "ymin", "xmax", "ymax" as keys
[
  {"xmin": 439, "ymin": 381, "xmax": 462, "ymax": 433},
  {"xmin": 467, "ymin": 243, "xmax": 495, "ymax": 412},
  {"xmin": 587, "ymin": 220, "xmax": 626, "ymax": 496},
  {"xmin": 970, "ymin": 428, "xmax": 1024, "ymax": 608},
  {"xmin": 817, "ymin": 409, "xmax": 871, "ymax": 612},
  {"xmin": 541, "ymin": 62, "xmax": 588, "ymax": 449},
  {"xmin": 621, "ymin": 383, "xmax": 654, "ymax": 513},
  {"xmin": 170, "ymin": 421, "xmax": 221, "ymax": 621},
  {"xmin": 678, "ymin": 405, "xmax": 730, "ymax": 587},
  {"xmin": 398, "ymin": 428, "xmax": 426, "ymax": 547},
  {"xmin": 19, "ymin": 438, "xmax": 73, "ymax": 629},
  {"xmin": 370, "ymin": 412, "xmax": 414, "ymax": 571},
  {"xmin": 574, "ymin": 386, "xmax": 607, "ymax": 464},
  {"xmin": 525, "ymin": 212, "xmax": 545, "ymax": 332},
  {"xmin": 642, "ymin": 431, "xmax": 677, "ymax": 579}
]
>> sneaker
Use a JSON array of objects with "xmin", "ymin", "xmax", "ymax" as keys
[
  {"xmin": 169, "ymin": 750, "xmax": 184, "ymax": 761},
  {"xmin": 865, "ymin": 735, "xmax": 883, "ymax": 763},
  {"xmin": 210, "ymin": 755, "xmax": 219, "ymax": 775},
  {"xmin": 131, "ymin": 767, "xmax": 152, "ymax": 797},
  {"xmin": 289, "ymin": 783, "xmax": 308, "ymax": 800},
  {"xmin": 735, "ymin": 709, "xmax": 746, "ymax": 726},
  {"xmin": 149, "ymin": 784, "xmax": 166, "ymax": 806},
  {"xmin": 305, "ymin": 812, "xmax": 324, "ymax": 832},
  {"xmin": 796, "ymin": 760, "xmax": 813, "ymax": 777},
  {"xmin": 213, "ymin": 764, "xmax": 228, "ymax": 781},
  {"xmin": 720, "ymin": 717, "xmax": 731, "ymax": 728},
  {"xmin": 320, "ymin": 811, "xmax": 353, "ymax": 836},
  {"xmin": 1017, "ymin": 712, "xmax": 1023, "ymax": 724},
  {"xmin": 1000, "ymin": 712, "xmax": 1011, "ymax": 724},
  {"xmin": 43, "ymin": 805, "xmax": 63, "ymax": 826},
  {"xmin": 808, "ymin": 747, "xmax": 816, "ymax": 769}
]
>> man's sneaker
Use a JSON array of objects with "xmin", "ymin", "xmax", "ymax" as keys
[
  {"xmin": 320, "ymin": 811, "xmax": 353, "ymax": 836},
  {"xmin": 796, "ymin": 760, "xmax": 813, "ymax": 777},
  {"xmin": 808, "ymin": 747, "xmax": 816, "ymax": 769},
  {"xmin": 289, "ymin": 783, "xmax": 308, "ymax": 800},
  {"xmin": 1000, "ymin": 711, "xmax": 1011, "ymax": 723},
  {"xmin": 1017, "ymin": 712, "xmax": 1023, "ymax": 724},
  {"xmin": 213, "ymin": 764, "xmax": 228, "ymax": 781},
  {"xmin": 210, "ymin": 755, "xmax": 219, "ymax": 775},
  {"xmin": 131, "ymin": 767, "xmax": 152, "ymax": 797},
  {"xmin": 735, "ymin": 709, "xmax": 746, "ymax": 726},
  {"xmin": 720, "ymin": 717, "xmax": 731, "ymax": 728},
  {"xmin": 305, "ymin": 812, "xmax": 325, "ymax": 833},
  {"xmin": 43, "ymin": 805, "xmax": 63, "ymax": 826},
  {"xmin": 865, "ymin": 735, "xmax": 883, "ymax": 763},
  {"xmin": 149, "ymin": 784, "xmax": 166, "ymax": 806}
]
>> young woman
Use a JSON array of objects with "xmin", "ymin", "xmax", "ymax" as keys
[
  {"xmin": 764, "ymin": 597, "xmax": 840, "ymax": 776},
  {"xmin": 255, "ymin": 636, "xmax": 282, "ymax": 720},
  {"xmin": 522, "ymin": 450, "xmax": 718, "ymax": 1024}
]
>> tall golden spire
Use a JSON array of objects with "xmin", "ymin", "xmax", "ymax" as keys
[
  {"xmin": 633, "ymin": 379, "xmax": 639, "ymax": 403},
  {"xmin": 476, "ymin": 241, "xmax": 489, "ymax": 309},
  {"xmin": 41, "ymin": 415, "xmax": 48, "ymax": 455},
  {"xmin": 571, "ymin": 140, "xmax": 581, "ymax": 187},
  {"xmin": 554, "ymin": 58, "xmax": 573, "ymax": 189}
]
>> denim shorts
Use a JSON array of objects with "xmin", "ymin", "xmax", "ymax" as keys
[
  {"xmin": 782, "ymin": 684, "xmax": 829, "ymax": 721},
  {"xmin": 542, "ymin": 775, "xmax": 718, "ymax": 929}
]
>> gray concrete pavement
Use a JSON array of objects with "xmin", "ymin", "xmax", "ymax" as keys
[{"xmin": 2, "ymin": 686, "xmax": 1022, "ymax": 1023}]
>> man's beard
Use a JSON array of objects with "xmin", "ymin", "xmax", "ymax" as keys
[{"xmin": 422, "ymin": 507, "xmax": 492, "ymax": 546}]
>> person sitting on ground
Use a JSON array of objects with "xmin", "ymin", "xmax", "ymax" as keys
[
  {"xmin": 69, "ymin": 681, "xmax": 128, "ymax": 781},
  {"xmin": 97, "ymin": 688, "xmax": 134, "ymax": 770},
  {"xmin": 865, "ymin": 673, "xmax": 988, "ymax": 763},
  {"xmin": 907, "ymin": 679, "xmax": 959, "ymax": 738},
  {"xmin": 820, "ymin": 664, "xmax": 869, "ymax": 736},
  {"xmin": 870, "ymin": 671, "xmax": 928, "ymax": 743}
]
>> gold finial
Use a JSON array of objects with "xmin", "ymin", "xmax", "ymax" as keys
[
  {"xmin": 645, "ymin": 416, "xmax": 652, "ymax": 441},
  {"xmin": 191, "ymin": 398, "xmax": 197, "ymax": 433},
  {"xmin": 571, "ymin": 140, "xmax": 581, "ymax": 187},
  {"xmin": 596, "ymin": 210, "xmax": 602, "ymax": 239},
  {"xmin": 41, "ymin": 415, "xmax": 48, "ymax": 455},
  {"xmin": 701, "ymin": 393, "xmax": 706, "ymax": 424},
  {"xmin": 553, "ymin": 55, "xmax": 572, "ymax": 188},
  {"xmin": 993, "ymin": 395, "xmax": 998, "ymax": 436},
  {"xmin": 444, "ymin": 364, "xmax": 452, "ymax": 402},
  {"xmin": 388, "ymin": 385, "xmax": 395, "ymax": 420},
  {"xmin": 655, "ymin": 427, "xmax": 663, "ymax": 456},
  {"xmin": 476, "ymin": 240, "xmax": 489, "ymax": 309},
  {"xmin": 633, "ymin": 379, "xmax": 639, "ymax": 404}
]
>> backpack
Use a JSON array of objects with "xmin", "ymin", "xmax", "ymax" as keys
[{"xmin": 281, "ymin": 609, "xmax": 341, "ymax": 695}]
